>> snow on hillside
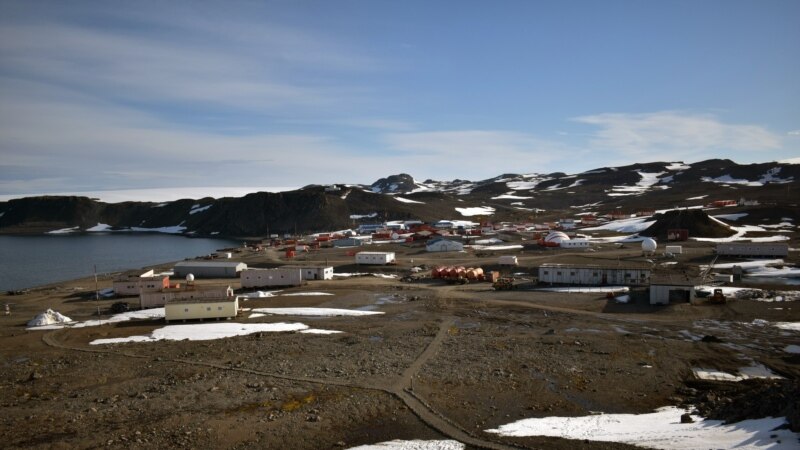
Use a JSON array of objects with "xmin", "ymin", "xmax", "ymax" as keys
[
  {"xmin": 608, "ymin": 171, "xmax": 668, "ymax": 197},
  {"xmin": 702, "ymin": 167, "xmax": 793, "ymax": 187},
  {"xmin": 455, "ymin": 206, "xmax": 495, "ymax": 216},
  {"xmin": 395, "ymin": 197, "xmax": 425, "ymax": 204}
]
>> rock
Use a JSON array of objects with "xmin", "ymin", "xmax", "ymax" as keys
[
  {"xmin": 27, "ymin": 370, "xmax": 42, "ymax": 382},
  {"xmin": 680, "ymin": 413, "xmax": 694, "ymax": 423}
]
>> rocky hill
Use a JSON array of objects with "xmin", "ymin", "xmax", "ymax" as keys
[{"xmin": 1, "ymin": 159, "xmax": 798, "ymax": 237}]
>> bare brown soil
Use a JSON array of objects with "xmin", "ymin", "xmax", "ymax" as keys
[{"xmin": 1, "ymin": 241, "xmax": 798, "ymax": 449}]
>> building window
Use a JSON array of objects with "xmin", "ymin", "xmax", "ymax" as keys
[
  {"xmin": 184, "ymin": 308, "xmax": 189, "ymax": 312},
  {"xmin": 556, "ymin": 271, "xmax": 562, "ymax": 276},
  {"xmin": 218, "ymin": 306, "xmax": 223, "ymax": 310},
  {"xmin": 543, "ymin": 271, "xmax": 549, "ymax": 275},
  {"xmin": 206, "ymin": 307, "xmax": 211, "ymax": 311},
  {"xmin": 570, "ymin": 272, "xmax": 575, "ymax": 276}
]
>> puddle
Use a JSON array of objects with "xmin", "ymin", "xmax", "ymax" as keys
[
  {"xmin": 356, "ymin": 293, "xmax": 407, "ymax": 311},
  {"xmin": 454, "ymin": 320, "xmax": 480, "ymax": 330}
]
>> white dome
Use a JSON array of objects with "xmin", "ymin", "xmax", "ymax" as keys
[
  {"xmin": 545, "ymin": 231, "xmax": 570, "ymax": 244},
  {"xmin": 641, "ymin": 238, "xmax": 657, "ymax": 252},
  {"xmin": 186, "ymin": 273, "xmax": 195, "ymax": 282}
]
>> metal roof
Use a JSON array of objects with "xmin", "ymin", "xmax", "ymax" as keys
[{"xmin": 174, "ymin": 261, "xmax": 246, "ymax": 268}]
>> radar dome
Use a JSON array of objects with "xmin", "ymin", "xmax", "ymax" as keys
[
  {"xmin": 545, "ymin": 231, "xmax": 570, "ymax": 244},
  {"xmin": 641, "ymin": 238, "xmax": 657, "ymax": 252},
  {"xmin": 186, "ymin": 273, "xmax": 195, "ymax": 282}
]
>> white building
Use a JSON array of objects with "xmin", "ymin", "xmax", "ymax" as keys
[
  {"xmin": 241, "ymin": 268, "xmax": 303, "ymax": 288},
  {"xmin": 498, "ymin": 255, "xmax": 518, "ymax": 266},
  {"xmin": 715, "ymin": 242, "xmax": 789, "ymax": 257},
  {"xmin": 559, "ymin": 219, "xmax": 576, "ymax": 230},
  {"xmin": 165, "ymin": 296, "xmax": 239, "ymax": 322},
  {"xmin": 282, "ymin": 266, "xmax": 334, "ymax": 281},
  {"xmin": 113, "ymin": 269, "xmax": 169, "ymax": 296},
  {"xmin": 333, "ymin": 237, "xmax": 370, "ymax": 247},
  {"xmin": 173, "ymin": 261, "xmax": 247, "ymax": 278},
  {"xmin": 426, "ymin": 238, "xmax": 464, "ymax": 252},
  {"xmin": 538, "ymin": 264, "xmax": 651, "ymax": 286},
  {"xmin": 140, "ymin": 286, "xmax": 234, "ymax": 309},
  {"xmin": 356, "ymin": 251, "xmax": 396, "ymax": 265},
  {"xmin": 560, "ymin": 239, "xmax": 590, "ymax": 248},
  {"xmin": 649, "ymin": 275, "xmax": 696, "ymax": 305},
  {"xmin": 665, "ymin": 245, "xmax": 683, "ymax": 255}
]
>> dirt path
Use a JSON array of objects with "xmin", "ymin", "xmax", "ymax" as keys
[
  {"xmin": 42, "ymin": 321, "xmax": 529, "ymax": 450},
  {"xmin": 392, "ymin": 317, "xmax": 454, "ymax": 392}
]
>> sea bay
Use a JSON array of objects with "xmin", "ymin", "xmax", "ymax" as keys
[{"xmin": 0, "ymin": 234, "xmax": 238, "ymax": 291}]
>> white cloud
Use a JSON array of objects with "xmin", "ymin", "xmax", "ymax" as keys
[
  {"xmin": 573, "ymin": 112, "xmax": 782, "ymax": 159},
  {"xmin": 382, "ymin": 130, "xmax": 567, "ymax": 178},
  {"xmin": 788, "ymin": 130, "xmax": 800, "ymax": 136}
]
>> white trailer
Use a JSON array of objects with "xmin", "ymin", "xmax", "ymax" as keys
[
  {"xmin": 241, "ymin": 268, "xmax": 303, "ymax": 288},
  {"xmin": 498, "ymin": 255, "xmax": 518, "ymax": 266},
  {"xmin": 356, "ymin": 252, "xmax": 396, "ymax": 265},
  {"xmin": 165, "ymin": 297, "xmax": 238, "ymax": 322},
  {"xmin": 560, "ymin": 239, "xmax": 590, "ymax": 248},
  {"xmin": 282, "ymin": 266, "xmax": 334, "ymax": 281},
  {"xmin": 140, "ymin": 286, "xmax": 234, "ymax": 309},
  {"xmin": 665, "ymin": 245, "xmax": 683, "ymax": 255},
  {"xmin": 538, "ymin": 264, "xmax": 650, "ymax": 286},
  {"xmin": 715, "ymin": 243, "xmax": 789, "ymax": 257}
]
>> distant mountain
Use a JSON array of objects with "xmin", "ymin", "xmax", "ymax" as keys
[{"xmin": 1, "ymin": 159, "xmax": 798, "ymax": 237}]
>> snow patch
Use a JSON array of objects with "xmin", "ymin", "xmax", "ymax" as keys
[
  {"xmin": 713, "ymin": 213, "xmax": 748, "ymax": 221},
  {"xmin": 27, "ymin": 309, "xmax": 72, "ymax": 328},
  {"xmin": 333, "ymin": 273, "xmax": 398, "ymax": 279},
  {"xmin": 455, "ymin": 206, "xmax": 495, "ymax": 216},
  {"xmin": 252, "ymin": 307, "xmax": 383, "ymax": 317},
  {"xmin": 492, "ymin": 194, "xmax": 533, "ymax": 200},
  {"xmin": 47, "ymin": 226, "xmax": 80, "ymax": 234},
  {"xmin": 583, "ymin": 217, "xmax": 655, "ymax": 233},
  {"xmin": 486, "ymin": 406, "xmax": 798, "ymax": 449},
  {"xmin": 300, "ymin": 329, "xmax": 343, "ymax": 335},
  {"xmin": 350, "ymin": 212, "xmax": 378, "ymax": 219},
  {"xmin": 665, "ymin": 162, "xmax": 691, "ymax": 170},
  {"xmin": 280, "ymin": 292, "xmax": 334, "ymax": 297},
  {"xmin": 130, "ymin": 225, "xmax": 187, "ymax": 234},
  {"xmin": 87, "ymin": 223, "xmax": 113, "ymax": 231},
  {"xmin": 90, "ymin": 322, "xmax": 311, "ymax": 344},
  {"xmin": 395, "ymin": 197, "xmax": 425, "ymax": 204},
  {"xmin": 347, "ymin": 440, "xmax": 464, "ymax": 450},
  {"xmin": 189, "ymin": 204, "xmax": 212, "ymax": 215},
  {"xmin": 536, "ymin": 286, "xmax": 629, "ymax": 293},
  {"xmin": 608, "ymin": 171, "xmax": 666, "ymax": 197}
]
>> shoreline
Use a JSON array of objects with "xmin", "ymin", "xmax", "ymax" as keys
[{"xmin": 0, "ymin": 234, "xmax": 240, "ymax": 292}]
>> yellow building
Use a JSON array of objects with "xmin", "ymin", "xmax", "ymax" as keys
[{"xmin": 164, "ymin": 296, "xmax": 239, "ymax": 322}]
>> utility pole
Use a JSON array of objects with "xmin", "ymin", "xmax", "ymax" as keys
[{"xmin": 94, "ymin": 264, "xmax": 100, "ymax": 316}]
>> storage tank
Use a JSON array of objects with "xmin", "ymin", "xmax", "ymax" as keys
[
  {"xmin": 466, "ymin": 268, "xmax": 484, "ymax": 280},
  {"xmin": 642, "ymin": 238, "xmax": 657, "ymax": 253}
]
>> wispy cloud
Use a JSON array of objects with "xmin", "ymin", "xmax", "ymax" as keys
[
  {"xmin": 573, "ymin": 112, "xmax": 782, "ymax": 160},
  {"xmin": 788, "ymin": 130, "xmax": 800, "ymax": 136},
  {"xmin": 0, "ymin": 15, "xmax": 374, "ymax": 114},
  {"xmin": 383, "ymin": 130, "xmax": 568, "ymax": 179}
]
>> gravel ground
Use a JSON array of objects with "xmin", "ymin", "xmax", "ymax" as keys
[{"xmin": 1, "ymin": 243, "xmax": 798, "ymax": 449}]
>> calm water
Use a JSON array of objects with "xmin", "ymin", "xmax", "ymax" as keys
[{"xmin": 0, "ymin": 234, "xmax": 238, "ymax": 291}]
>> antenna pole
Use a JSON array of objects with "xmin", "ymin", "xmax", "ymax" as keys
[{"xmin": 94, "ymin": 264, "xmax": 100, "ymax": 316}]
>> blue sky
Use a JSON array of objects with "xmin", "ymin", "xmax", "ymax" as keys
[{"xmin": 1, "ymin": 0, "xmax": 798, "ymax": 199}]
